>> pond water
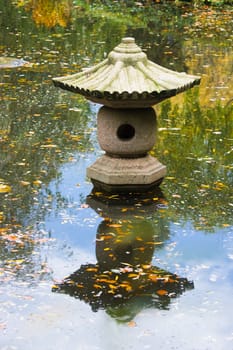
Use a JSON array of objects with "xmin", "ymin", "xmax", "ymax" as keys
[{"xmin": 0, "ymin": 1, "xmax": 233, "ymax": 349}]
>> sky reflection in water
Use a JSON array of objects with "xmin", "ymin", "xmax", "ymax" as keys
[{"xmin": 1, "ymin": 156, "xmax": 232, "ymax": 350}]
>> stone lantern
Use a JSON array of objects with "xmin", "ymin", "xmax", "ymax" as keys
[{"xmin": 53, "ymin": 37, "xmax": 200, "ymax": 192}]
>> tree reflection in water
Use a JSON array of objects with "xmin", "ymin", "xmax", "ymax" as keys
[
  {"xmin": 24, "ymin": 0, "xmax": 73, "ymax": 28},
  {"xmin": 52, "ymin": 191, "xmax": 194, "ymax": 322}
]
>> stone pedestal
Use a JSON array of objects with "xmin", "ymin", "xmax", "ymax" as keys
[{"xmin": 87, "ymin": 106, "xmax": 166, "ymax": 192}]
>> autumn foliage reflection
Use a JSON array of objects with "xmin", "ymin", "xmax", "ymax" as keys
[{"xmin": 25, "ymin": 0, "xmax": 72, "ymax": 28}]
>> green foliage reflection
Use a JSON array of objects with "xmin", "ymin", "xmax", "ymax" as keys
[
  {"xmin": 0, "ymin": 68, "xmax": 93, "ymax": 228},
  {"xmin": 154, "ymin": 90, "xmax": 233, "ymax": 229}
]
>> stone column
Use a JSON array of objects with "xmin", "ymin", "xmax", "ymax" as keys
[{"xmin": 87, "ymin": 106, "xmax": 166, "ymax": 192}]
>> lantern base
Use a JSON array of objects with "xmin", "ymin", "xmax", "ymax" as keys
[{"xmin": 87, "ymin": 154, "xmax": 166, "ymax": 193}]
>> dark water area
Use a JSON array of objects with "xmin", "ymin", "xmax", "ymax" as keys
[{"xmin": 0, "ymin": 1, "xmax": 233, "ymax": 349}]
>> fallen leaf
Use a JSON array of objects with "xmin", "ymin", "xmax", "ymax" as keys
[
  {"xmin": 172, "ymin": 194, "xmax": 181, "ymax": 198},
  {"xmin": 33, "ymin": 180, "xmax": 42, "ymax": 186},
  {"xmin": 0, "ymin": 322, "xmax": 6, "ymax": 330},
  {"xmin": 156, "ymin": 289, "xmax": 168, "ymax": 296},
  {"xmin": 86, "ymin": 267, "xmax": 98, "ymax": 272},
  {"xmin": 0, "ymin": 183, "xmax": 12, "ymax": 193},
  {"xmin": 20, "ymin": 181, "xmax": 31, "ymax": 186},
  {"xmin": 148, "ymin": 274, "xmax": 158, "ymax": 282},
  {"xmin": 0, "ymin": 212, "xmax": 4, "ymax": 222},
  {"xmin": 127, "ymin": 321, "xmax": 136, "ymax": 327},
  {"xmin": 40, "ymin": 144, "xmax": 57, "ymax": 148}
]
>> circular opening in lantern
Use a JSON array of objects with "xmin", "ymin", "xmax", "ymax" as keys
[{"xmin": 117, "ymin": 124, "xmax": 135, "ymax": 141}]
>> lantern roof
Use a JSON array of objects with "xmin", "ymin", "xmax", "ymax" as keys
[{"xmin": 53, "ymin": 37, "xmax": 200, "ymax": 108}]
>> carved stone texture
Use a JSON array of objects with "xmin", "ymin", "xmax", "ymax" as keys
[
  {"xmin": 86, "ymin": 154, "xmax": 166, "ymax": 192},
  {"xmin": 53, "ymin": 37, "xmax": 200, "ymax": 108},
  {"xmin": 97, "ymin": 106, "xmax": 157, "ymax": 157}
]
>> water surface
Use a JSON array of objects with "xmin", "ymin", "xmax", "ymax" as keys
[{"xmin": 0, "ymin": 2, "xmax": 233, "ymax": 349}]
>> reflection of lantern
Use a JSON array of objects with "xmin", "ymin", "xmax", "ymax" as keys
[
  {"xmin": 53, "ymin": 37, "xmax": 200, "ymax": 193},
  {"xmin": 52, "ymin": 194, "xmax": 194, "ymax": 320},
  {"xmin": 87, "ymin": 190, "xmax": 169, "ymax": 269},
  {"xmin": 95, "ymin": 219, "xmax": 155, "ymax": 269}
]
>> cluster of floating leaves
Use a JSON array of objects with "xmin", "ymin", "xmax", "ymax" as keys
[
  {"xmin": 0, "ymin": 224, "xmax": 54, "ymax": 284},
  {"xmin": 52, "ymin": 262, "xmax": 193, "ymax": 313}
]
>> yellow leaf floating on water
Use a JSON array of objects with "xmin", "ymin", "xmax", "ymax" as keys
[
  {"xmin": 172, "ymin": 194, "xmax": 181, "ymax": 198},
  {"xmin": 96, "ymin": 234, "xmax": 114, "ymax": 241},
  {"xmin": 127, "ymin": 321, "xmax": 137, "ymax": 328},
  {"xmin": 96, "ymin": 278, "xmax": 117, "ymax": 284},
  {"xmin": 69, "ymin": 135, "xmax": 82, "ymax": 141},
  {"xmin": 156, "ymin": 289, "xmax": 168, "ymax": 296},
  {"xmin": 0, "ymin": 212, "xmax": 4, "ymax": 222},
  {"xmin": 128, "ymin": 273, "xmax": 139, "ymax": 279},
  {"xmin": 0, "ymin": 322, "xmax": 6, "ymax": 330},
  {"xmin": 0, "ymin": 183, "xmax": 11, "ymax": 193},
  {"xmin": 108, "ymin": 224, "xmax": 122, "ymax": 228},
  {"xmin": 109, "ymin": 284, "xmax": 118, "ymax": 290},
  {"xmin": 149, "ymin": 274, "xmax": 159, "ymax": 282},
  {"xmin": 40, "ymin": 144, "xmax": 57, "ymax": 148},
  {"xmin": 6, "ymin": 234, "xmax": 19, "ymax": 242},
  {"xmin": 222, "ymin": 223, "xmax": 230, "ymax": 227},
  {"xmin": 93, "ymin": 284, "xmax": 102, "ymax": 289},
  {"xmin": 214, "ymin": 181, "xmax": 226, "ymax": 188},
  {"xmin": 142, "ymin": 264, "xmax": 151, "ymax": 269},
  {"xmin": 33, "ymin": 180, "xmax": 42, "ymax": 186},
  {"xmin": 0, "ymin": 227, "xmax": 10, "ymax": 234},
  {"xmin": 86, "ymin": 267, "xmax": 98, "ymax": 272},
  {"xmin": 200, "ymin": 184, "xmax": 210, "ymax": 189},
  {"xmin": 214, "ymin": 181, "xmax": 228, "ymax": 190},
  {"xmin": 119, "ymin": 282, "xmax": 133, "ymax": 292},
  {"xmin": 52, "ymin": 285, "xmax": 59, "ymax": 290},
  {"xmin": 20, "ymin": 181, "xmax": 30, "ymax": 186}
]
